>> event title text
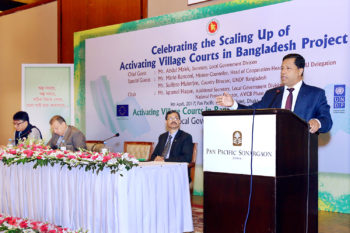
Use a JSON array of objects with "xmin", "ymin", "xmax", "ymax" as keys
[{"xmin": 119, "ymin": 25, "xmax": 348, "ymax": 70}]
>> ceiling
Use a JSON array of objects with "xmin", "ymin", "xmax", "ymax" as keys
[{"xmin": 0, "ymin": 0, "xmax": 42, "ymax": 13}]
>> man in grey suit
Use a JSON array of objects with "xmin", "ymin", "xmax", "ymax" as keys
[{"xmin": 47, "ymin": 115, "xmax": 87, "ymax": 151}]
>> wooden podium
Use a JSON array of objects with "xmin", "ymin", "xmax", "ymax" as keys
[{"xmin": 202, "ymin": 109, "xmax": 318, "ymax": 233}]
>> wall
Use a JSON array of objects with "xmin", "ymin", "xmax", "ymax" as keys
[
  {"xmin": 148, "ymin": 0, "xmax": 232, "ymax": 17},
  {"xmin": 58, "ymin": 0, "xmax": 147, "ymax": 63},
  {"xmin": 0, "ymin": 2, "xmax": 57, "ymax": 145}
]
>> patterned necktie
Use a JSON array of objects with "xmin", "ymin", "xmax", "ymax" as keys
[
  {"xmin": 56, "ymin": 136, "xmax": 63, "ymax": 147},
  {"xmin": 161, "ymin": 135, "xmax": 172, "ymax": 159},
  {"xmin": 285, "ymin": 88, "xmax": 295, "ymax": 110}
]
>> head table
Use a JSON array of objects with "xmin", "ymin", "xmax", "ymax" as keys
[{"xmin": 0, "ymin": 161, "xmax": 193, "ymax": 233}]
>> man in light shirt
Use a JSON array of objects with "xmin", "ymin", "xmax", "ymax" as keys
[{"xmin": 216, "ymin": 53, "xmax": 332, "ymax": 133}]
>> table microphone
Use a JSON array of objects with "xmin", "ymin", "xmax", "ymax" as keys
[
  {"xmin": 90, "ymin": 133, "xmax": 120, "ymax": 152},
  {"xmin": 103, "ymin": 133, "xmax": 120, "ymax": 143}
]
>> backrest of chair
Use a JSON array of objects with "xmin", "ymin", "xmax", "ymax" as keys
[
  {"xmin": 86, "ymin": 140, "xmax": 104, "ymax": 152},
  {"xmin": 124, "ymin": 141, "xmax": 154, "ymax": 161}
]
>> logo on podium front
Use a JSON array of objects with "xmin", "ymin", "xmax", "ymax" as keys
[{"xmin": 232, "ymin": 131, "xmax": 242, "ymax": 146}]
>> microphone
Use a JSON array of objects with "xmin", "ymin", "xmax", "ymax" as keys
[
  {"xmin": 90, "ymin": 133, "xmax": 120, "ymax": 152},
  {"xmin": 102, "ymin": 133, "xmax": 120, "ymax": 142},
  {"xmin": 268, "ymin": 89, "xmax": 281, "ymax": 108}
]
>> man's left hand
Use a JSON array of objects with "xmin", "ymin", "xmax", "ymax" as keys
[{"xmin": 308, "ymin": 119, "xmax": 320, "ymax": 133}]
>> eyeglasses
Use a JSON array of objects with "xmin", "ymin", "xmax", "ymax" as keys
[
  {"xmin": 168, "ymin": 117, "xmax": 179, "ymax": 121},
  {"xmin": 13, "ymin": 121, "xmax": 25, "ymax": 127}
]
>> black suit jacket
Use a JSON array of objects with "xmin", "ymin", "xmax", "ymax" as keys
[{"xmin": 151, "ymin": 129, "xmax": 193, "ymax": 163}]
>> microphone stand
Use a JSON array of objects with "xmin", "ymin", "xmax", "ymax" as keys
[
  {"xmin": 91, "ymin": 133, "xmax": 120, "ymax": 152},
  {"xmin": 268, "ymin": 89, "xmax": 282, "ymax": 108},
  {"xmin": 102, "ymin": 133, "xmax": 120, "ymax": 143}
]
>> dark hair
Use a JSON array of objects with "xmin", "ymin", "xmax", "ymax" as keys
[
  {"xmin": 13, "ymin": 111, "xmax": 29, "ymax": 122},
  {"xmin": 49, "ymin": 115, "xmax": 66, "ymax": 125},
  {"xmin": 283, "ymin": 53, "xmax": 305, "ymax": 69},
  {"xmin": 165, "ymin": 110, "xmax": 180, "ymax": 120}
]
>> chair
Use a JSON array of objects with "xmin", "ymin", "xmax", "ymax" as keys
[
  {"xmin": 124, "ymin": 141, "xmax": 154, "ymax": 161},
  {"xmin": 86, "ymin": 140, "xmax": 105, "ymax": 152},
  {"xmin": 189, "ymin": 142, "xmax": 198, "ymax": 194}
]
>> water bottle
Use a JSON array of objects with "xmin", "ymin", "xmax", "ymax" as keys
[
  {"xmin": 101, "ymin": 141, "xmax": 108, "ymax": 154},
  {"xmin": 60, "ymin": 139, "xmax": 67, "ymax": 151},
  {"xmin": 7, "ymin": 139, "xmax": 13, "ymax": 148}
]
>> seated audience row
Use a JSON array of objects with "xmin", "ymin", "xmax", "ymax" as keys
[{"xmin": 11, "ymin": 111, "xmax": 193, "ymax": 166}]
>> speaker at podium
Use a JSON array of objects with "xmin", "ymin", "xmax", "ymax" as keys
[{"xmin": 202, "ymin": 109, "xmax": 318, "ymax": 233}]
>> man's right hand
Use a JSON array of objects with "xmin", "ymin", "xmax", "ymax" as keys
[
  {"xmin": 216, "ymin": 92, "xmax": 234, "ymax": 107},
  {"xmin": 154, "ymin": 156, "xmax": 165, "ymax": 161}
]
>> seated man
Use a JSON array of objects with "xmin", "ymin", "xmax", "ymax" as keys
[
  {"xmin": 13, "ymin": 111, "xmax": 42, "ymax": 145},
  {"xmin": 151, "ymin": 110, "xmax": 193, "ymax": 163},
  {"xmin": 47, "ymin": 115, "xmax": 87, "ymax": 151}
]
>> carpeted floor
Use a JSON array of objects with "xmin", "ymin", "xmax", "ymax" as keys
[
  {"xmin": 190, "ymin": 204, "xmax": 350, "ymax": 233},
  {"xmin": 192, "ymin": 205, "xmax": 203, "ymax": 233}
]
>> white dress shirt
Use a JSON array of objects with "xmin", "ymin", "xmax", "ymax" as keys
[{"xmin": 281, "ymin": 80, "xmax": 303, "ymax": 111}]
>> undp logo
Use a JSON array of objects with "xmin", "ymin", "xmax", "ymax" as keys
[
  {"xmin": 334, "ymin": 84, "xmax": 345, "ymax": 109},
  {"xmin": 207, "ymin": 19, "xmax": 219, "ymax": 35}
]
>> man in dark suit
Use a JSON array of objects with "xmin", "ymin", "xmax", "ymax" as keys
[
  {"xmin": 216, "ymin": 53, "xmax": 332, "ymax": 133},
  {"xmin": 12, "ymin": 111, "xmax": 42, "ymax": 145},
  {"xmin": 151, "ymin": 110, "xmax": 193, "ymax": 163},
  {"xmin": 47, "ymin": 115, "xmax": 87, "ymax": 151}
]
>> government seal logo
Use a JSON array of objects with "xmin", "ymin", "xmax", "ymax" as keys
[{"xmin": 207, "ymin": 19, "xmax": 219, "ymax": 35}]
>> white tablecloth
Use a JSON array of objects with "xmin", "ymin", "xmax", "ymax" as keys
[{"xmin": 0, "ymin": 161, "xmax": 193, "ymax": 233}]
